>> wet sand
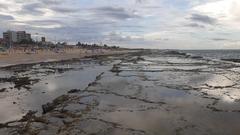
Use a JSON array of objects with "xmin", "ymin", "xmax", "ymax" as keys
[{"xmin": 0, "ymin": 50, "xmax": 240, "ymax": 135}]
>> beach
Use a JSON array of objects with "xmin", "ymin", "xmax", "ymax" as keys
[
  {"xmin": 0, "ymin": 50, "xmax": 240, "ymax": 135},
  {"xmin": 0, "ymin": 47, "xmax": 130, "ymax": 67}
]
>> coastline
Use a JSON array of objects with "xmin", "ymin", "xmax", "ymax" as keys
[{"xmin": 0, "ymin": 48, "xmax": 135, "ymax": 68}]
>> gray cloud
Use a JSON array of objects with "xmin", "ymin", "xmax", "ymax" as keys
[
  {"xmin": 189, "ymin": 14, "xmax": 217, "ymax": 25},
  {"xmin": 135, "ymin": 0, "xmax": 143, "ymax": 3},
  {"xmin": 185, "ymin": 23, "xmax": 205, "ymax": 28},
  {"xmin": 45, "ymin": 26, "xmax": 105, "ymax": 42},
  {"xmin": 0, "ymin": 14, "xmax": 14, "ymax": 21},
  {"xmin": 30, "ymin": 18, "xmax": 116, "ymax": 42},
  {"xmin": 18, "ymin": 1, "xmax": 77, "ymax": 16},
  {"xmin": 20, "ymin": 3, "xmax": 45, "ymax": 15},
  {"xmin": 211, "ymin": 38, "xmax": 229, "ymax": 41},
  {"xmin": 40, "ymin": 0, "xmax": 63, "ymax": 5},
  {"xmin": 106, "ymin": 32, "xmax": 132, "ymax": 42},
  {"xmin": 104, "ymin": 32, "xmax": 145, "ymax": 44},
  {"xmin": 92, "ymin": 7, "xmax": 140, "ymax": 20},
  {"xmin": 0, "ymin": 4, "xmax": 8, "ymax": 10},
  {"xmin": 10, "ymin": 0, "xmax": 27, "ymax": 4},
  {"xmin": 50, "ymin": 7, "xmax": 78, "ymax": 13},
  {"xmin": 27, "ymin": 20, "xmax": 62, "ymax": 25}
]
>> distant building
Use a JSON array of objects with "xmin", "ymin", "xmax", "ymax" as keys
[
  {"xmin": 41, "ymin": 37, "xmax": 46, "ymax": 42},
  {"xmin": 3, "ymin": 31, "xmax": 17, "ymax": 43},
  {"xmin": 3, "ymin": 30, "xmax": 32, "ymax": 44},
  {"xmin": 17, "ymin": 31, "xmax": 26, "ymax": 42},
  {"xmin": 0, "ymin": 38, "xmax": 5, "ymax": 45},
  {"xmin": 26, "ymin": 34, "xmax": 31, "ymax": 41},
  {"xmin": 16, "ymin": 31, "xmax": 31, "ymax": 42}
]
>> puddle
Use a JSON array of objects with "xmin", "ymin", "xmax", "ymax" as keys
[{"xmin": 0, "ymin": 59, "xmax": 110, "ymax": 123}]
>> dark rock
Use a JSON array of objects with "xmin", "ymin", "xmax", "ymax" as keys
[
  {"xmin": 136, "ymin": 56, "xmax": 145, "ymax": 61},
  {"xmin": 88, "ymin": 82, "xmax": 97, "ymax": 87},
  {"xmin": 21, "ymin": 110, "xmax": 37, "ymax": 121},
  {"xmin": 162, "ymin": 50, "xmax": 187, "ymax": 56},
  {"xmin": 96, "ymin": 72, "xmax": 104, "ymax": 81},
  {"xmin": 0, "ymin": 88, "xmax": 6, "ymax": 92},
  {"xmin": 222, "ymin": 59, "xmax": 240, "ymax": 63},
  {"xmin": 42, "ymin": 103, "xmax": 55, "ymax": 114},
  {"xmin": 68, "ymin": 89, "xmax": 81, "ymax": 93},
  {"xmin": 0, "ymin": 76, "xmax": 39, "ymax": 90},
  {"xmin": 190, "ymin": 55, "xmax": 203, "ymax": 59},
  {"xmin": 111, "ymin": 65, "xmax": 121, "ymax": 73},
  {"xmin": 42, "ymin": 95, "xmax": 69, "ymax": 114}
]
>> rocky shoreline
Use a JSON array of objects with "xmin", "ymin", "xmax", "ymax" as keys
[{"xmin": 0, "ymin": 50, "xmax": 240, "ymax": 135}]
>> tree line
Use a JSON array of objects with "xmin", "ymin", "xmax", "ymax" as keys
[{"xmin": 76, "ymin": 42, "xmax": 120, "ymax": 49}]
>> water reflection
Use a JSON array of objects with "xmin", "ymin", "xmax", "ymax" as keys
[
  {"xmin": 0, "ymin": 60, "xmax": 110, "ymax": 122},
  {"xmin": 46, "ymin": 81, "xmax": 57, "ymax": 92}
]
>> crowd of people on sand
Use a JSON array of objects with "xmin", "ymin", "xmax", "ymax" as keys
[
  {"xmin": 0, "ymin": 42, "xmax": 120, "ymax": 57},
  {"xmin": 0, "ymin": 42, "xmax": 127, "ymax": 67},
  {"xmin": 0, "ymin": 47, "xmax": 109, "ymax": 56}
]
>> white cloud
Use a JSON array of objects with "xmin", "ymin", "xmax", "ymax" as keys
[
  {"xmin": 222, "ymin": 41, "xmax": 240, "ymax": 49},
  {"xmin": 192, "ymin": 0, "xmax": 240, "ymax": 29}
]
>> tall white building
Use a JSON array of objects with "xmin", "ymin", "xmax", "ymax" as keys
[{"xmin": 3, "ymin": 31, "xmax": 17, "ymax": 43}]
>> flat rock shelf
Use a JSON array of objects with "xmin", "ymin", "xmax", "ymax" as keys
[{"xmin": 0, "ymin": 50, "xmax": 240, "ymax": 135}]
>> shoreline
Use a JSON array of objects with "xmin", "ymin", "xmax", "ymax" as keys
[{"xmin": 0, "ymin": 48, "xmax": 136, "ymax": 68}]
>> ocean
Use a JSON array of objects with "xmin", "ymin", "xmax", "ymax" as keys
[{"xmin": 183, "ymin": 50, "xmax": 240, "ymax": 61}]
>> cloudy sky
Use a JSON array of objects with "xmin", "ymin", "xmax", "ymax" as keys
[{"xmin": 0, "ymin": 0, "xmax": 240, "ymax": 49}]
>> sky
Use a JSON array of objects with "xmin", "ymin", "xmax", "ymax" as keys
[{"xmin": 0, "ymin": 0, "xmax": 240, "ymax": 49}]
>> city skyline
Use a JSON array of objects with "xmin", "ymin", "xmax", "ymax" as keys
[
  {"xmin": 3, "ymin": 30, "xmax": 32, "ymax": 43},
  {"xmin": 0, "ymin": 0, "xmax": 240, "ymax": 49}
]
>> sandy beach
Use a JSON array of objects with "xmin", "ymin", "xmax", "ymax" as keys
[{"xmin": 0, "ymin": 48, "xmax": 131, "ymax": 67}]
